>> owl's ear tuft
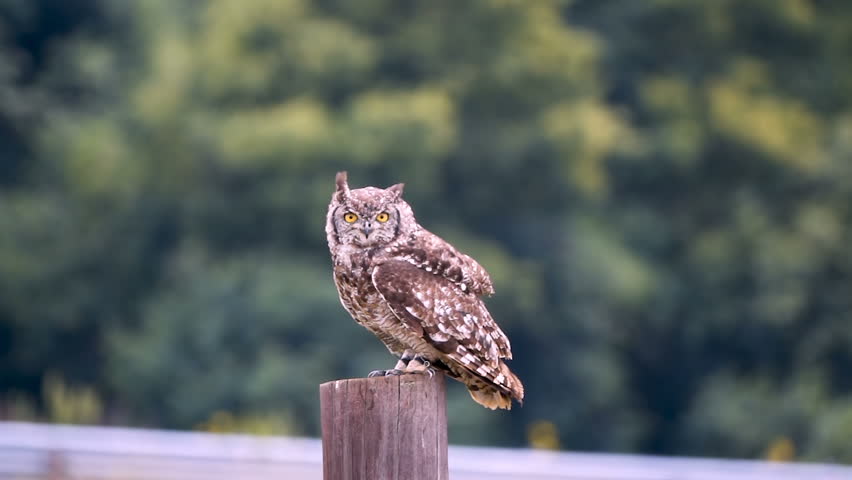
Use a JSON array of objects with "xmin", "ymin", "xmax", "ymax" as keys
[
  {"xmin": 335, "ymin": 171, "xmax": 350, "ymax": 201},
  {"xmin": 387, "ymin": 183, "xmax": 404, "ymax": 200}
]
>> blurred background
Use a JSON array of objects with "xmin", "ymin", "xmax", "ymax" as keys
[{"xmin": 1, "ymin": 0, "xmax": 852, "ymax": 469}]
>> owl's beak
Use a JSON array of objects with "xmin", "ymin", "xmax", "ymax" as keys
[{"xmin": 361, "ymin": 225, "xmax": 373, "ymax": 237}]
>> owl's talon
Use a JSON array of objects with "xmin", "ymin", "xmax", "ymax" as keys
[
  {"xmin": 402, "ymin": 356, "xmax": 436, "ymax": 377},
  {"xmin": 402, "ymin": 367, "xmax": 435, "ymax": 377},
  {"xmin": 368, "ymin": 369, "xmax": 404, "ymax": 378}
]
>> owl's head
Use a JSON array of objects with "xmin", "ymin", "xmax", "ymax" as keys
[{"xmin": 326, "ymin": 171, "xmax": 417, "ymax": 249}]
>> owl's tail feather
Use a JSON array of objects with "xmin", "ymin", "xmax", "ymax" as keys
[
  {"xmin": 469, "ymin": 388, "xmax": 514, "ymax": 410},
  {"xmin": 468, "ymin": 363, "xmax": 524, "ymax": 410}
]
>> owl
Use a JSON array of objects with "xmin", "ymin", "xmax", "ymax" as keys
[{"xmin": 325, "ymin": 172, "xmax": 524, "ymax": 409}]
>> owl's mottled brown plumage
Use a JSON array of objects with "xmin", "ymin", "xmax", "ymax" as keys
[{"xmin": 326, "ymin": 171, "xmax": 524, "ymax": 409}]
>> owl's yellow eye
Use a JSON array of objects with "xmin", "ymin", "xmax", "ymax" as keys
[
  {"xmin": 343, "ymin": 212, "xmax": 358, "ymax": 223},
  {"xmin": 376, "ymin": 212, "xmax": 390, "ymax": 223}
]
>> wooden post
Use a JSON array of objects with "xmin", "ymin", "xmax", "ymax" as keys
[
  {"xmin": 46, "ymin": 451, "xmax": 68, "ymax": 480},
  {"xmin": 320, "ymin": 373, "xmax": 448, "ymax": 480}
]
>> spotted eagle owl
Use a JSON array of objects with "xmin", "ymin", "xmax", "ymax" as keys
[{"xmin": 325, "ymin": 172, "xmax": 524, "ymax": 409}]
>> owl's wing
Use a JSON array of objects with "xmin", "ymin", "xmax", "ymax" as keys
[
  {"xmin": 389, "ymin": 230, "xmax": 495, "ymax": 296},
  {"xmin": 372, "ymin": 259, "xmax": 513, "ymax": 374}
]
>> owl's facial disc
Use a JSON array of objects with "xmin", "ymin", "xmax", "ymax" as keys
[
  {"xmin": 345, "ymin": 214, "xmax": 383, "ymax": 247},
  {"xmin": 328, "ymin": 178, "xmax": 410, "ymax": 249},
  {"xmin": 336, "ymin": 195, "xmax": 399, "ymax": 247}
]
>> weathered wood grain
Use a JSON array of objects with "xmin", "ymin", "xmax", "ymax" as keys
[
  {"xmin": 363, "ymin": 375, "xmax": 398, "ymax": 480},
  {"xmin": 320, "ymin": 373, "xmax": 448, "ymax": 480},
  {"xmin": 320, "ymin": 379, "xmax": 335, "ymax": 478}
]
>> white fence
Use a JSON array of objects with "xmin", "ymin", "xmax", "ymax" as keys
[{"xmin": 1, "ymin": 421, "xmax": 850, "ymax": 480}]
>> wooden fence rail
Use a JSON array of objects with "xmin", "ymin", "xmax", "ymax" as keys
[{"xmin": 5, "ymin": 420, "xmax": 852, "ymax": 479}]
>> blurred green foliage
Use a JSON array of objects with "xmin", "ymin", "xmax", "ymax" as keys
[
  {"xmin": 1, "ymin": 374, "xmax": 102, "ymax": 425},
  {"xmin": 1, "ymin": 0, "xmax": 852, "ymax": 463}
]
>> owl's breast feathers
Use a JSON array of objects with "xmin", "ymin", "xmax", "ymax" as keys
[{"xmin": 330, "ymin": 246, "xmax": 410, "ymax": 356}]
